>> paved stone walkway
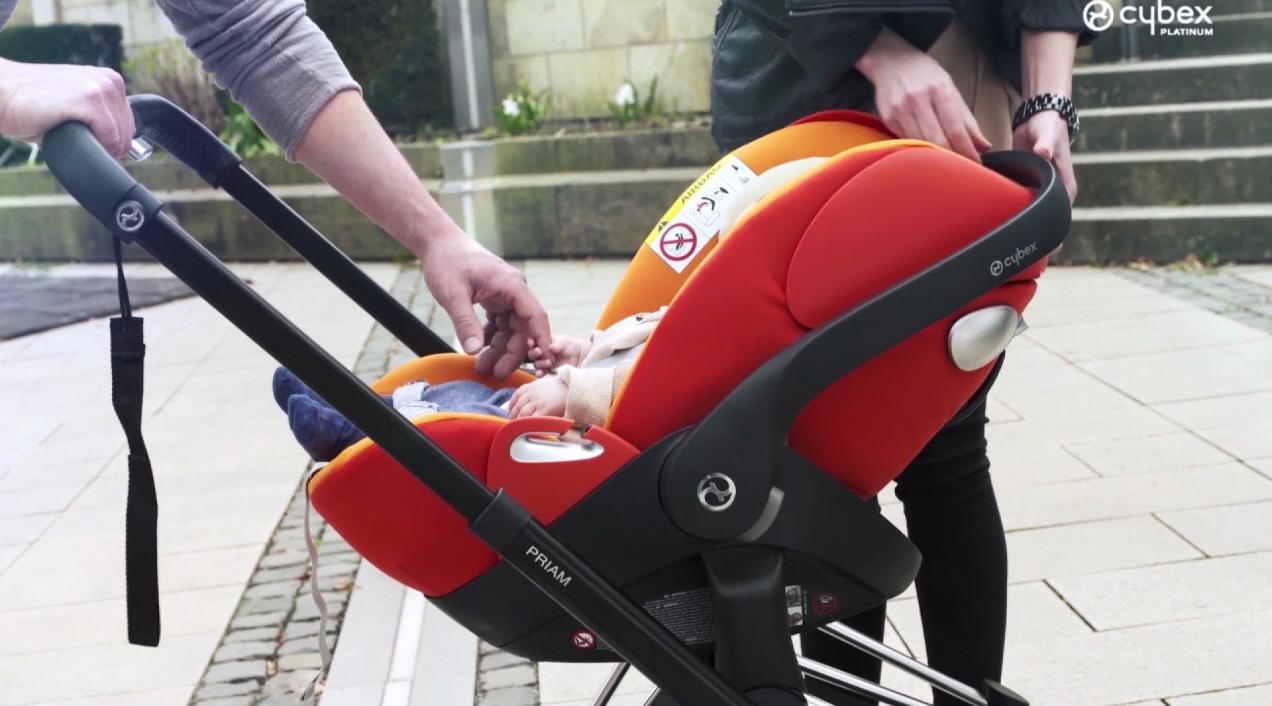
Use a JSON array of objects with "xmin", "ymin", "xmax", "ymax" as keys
[
  {"xmin": 0, "ymin": 262, "xmax": 396, "ymax": 705},
  {"xmin": 3, "ymin": 262, "xmax": 1270, "ymax": 706}
]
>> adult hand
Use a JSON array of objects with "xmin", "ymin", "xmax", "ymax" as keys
[
  {"xmin": 419, "ymin": 229, "xmax": 552, "ymax": 378},
  {"xmin": 856, "ymin": 28, "xmax": 991, "ymax": 161},
  {"xmin": 1013, "ymin": 111, "xmax": 1077, "ymax": 204},
  {"xmin": 0, "ymin": 59, "xmax": 134, "ymax": 157}
]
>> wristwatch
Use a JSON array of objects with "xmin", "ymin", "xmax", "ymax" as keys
[{"xmin": 1012, "ymin": 93, "xmax": 1080, "ymax": 144}]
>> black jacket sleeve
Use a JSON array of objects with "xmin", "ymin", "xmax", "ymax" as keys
[{"xmin": 1001, "ymin": 0, "xmax": 1096, "ymax": 47}]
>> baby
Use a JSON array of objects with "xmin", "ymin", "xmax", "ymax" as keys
[{"xmin": 275, "ymin": 307, "xmax": 664, "ymax": 461}]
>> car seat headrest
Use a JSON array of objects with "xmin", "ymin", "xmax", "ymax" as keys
[{"xmin": 717, "ymin": 157, "xmax": 829, "ymax": 237}]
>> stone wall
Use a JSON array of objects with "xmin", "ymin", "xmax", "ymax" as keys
[
  {"xmin": 486, "ymin": 0, "xmax": 716, "ymax": 118},
  {"xmin": 45, "ymin": 0, "xmax": 179, "ymax": 51}
]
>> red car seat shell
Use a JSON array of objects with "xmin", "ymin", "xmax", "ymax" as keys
[{"xmin": 307, "ymin": 110, "xmax": 1052, "ymax": 599}]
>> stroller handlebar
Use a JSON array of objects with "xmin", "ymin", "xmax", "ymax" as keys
[
  {"xmin": 43, "ymin": 121, "xmax": 145, "ymax": 237},
  {"xmin": 129, "ymin": 94, "xmax": 242, "ymax": 185}
]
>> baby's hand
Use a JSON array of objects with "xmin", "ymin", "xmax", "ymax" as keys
[
  {"xmin": 528, "ymin": 336, "xmax": 588, "ymax": 376},
  {"xmin": 509, "ymin": 376, "xmax": 568, "ymax": 418}
]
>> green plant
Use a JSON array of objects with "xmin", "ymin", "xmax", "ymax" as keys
[
  {"xmin": 124, "ymin": 40, "xmax": 225, "ymax": 134},
  {"xmin": 219, "ymin": 101, "xmax": 279, "ymax": 158},
  {"xmin": 0, "ymin": 23, "xmax": 123, "ymax": 71},
  {"xmin": 607, "ymin": 78, "xmax": 662, "ymax": 128},
  {"xmin": 494, "ymin": 86, "xmax": 548, "ymax": 136},
  {"xmin": 307, "ymin": 0, "xmax": 451, "ymax": 135}
]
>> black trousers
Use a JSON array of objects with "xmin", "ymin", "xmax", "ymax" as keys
[{"xmin": 804, "ymin": 397, "xmax": 1008, "ymax": 705}]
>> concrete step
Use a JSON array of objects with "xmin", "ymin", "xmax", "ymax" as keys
[
  {"xmin": 1077, "ymin": 99, "xmax": 1272, "ymax": 151},
  {"xmin": 1068, "ymin": 204, "xmax": 1272, "ymax": 263},
  {"xmin": 1075, "ymin": 53, "xmax": 1272, "ymax": 107},
  {"xmin": 1073, "ymin": 147, "xmax": 1272, "ymax": 207},
  {"xmin": 1087, "ymin": 12, "xmax": 1272, "ymax": 63}
]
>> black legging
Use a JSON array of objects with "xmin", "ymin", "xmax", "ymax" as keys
[{"xmin": 803, "ymin": 398, "xmax": 1008, "ymax": 705}]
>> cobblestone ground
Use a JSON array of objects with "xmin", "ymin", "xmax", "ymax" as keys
[
  {"xmin": 1120, "ymin": 264, "xmax": 1272, "ymax": 335},
  {"xmin": 188, "ymin": 268, "xmax": 431, "ymax": 706}
]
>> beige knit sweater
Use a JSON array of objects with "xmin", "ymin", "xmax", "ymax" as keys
[{"xmin": 555, "ymin": 308, "xmax": 665, "ymax": 427}]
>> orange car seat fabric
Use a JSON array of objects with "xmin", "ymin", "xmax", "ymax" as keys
[
  {"xmin": 308, "ymin": 111, "xmax": 1052, "ymax": 599},
  {"xmin": 607, "ymin": 144, "xmax": 1043, "ymax": 497},
  {"xmin": 487, "ymin": 418, "xmax": 639, "ymax": 527},
  {"xmin": 597, "ymin": 111, "xmax": 894, "ymax": 329},
  {"xmin": 370, "ymin": 352, "xmax": 535, "ymax": 395},
  {"xmin": 309, "ymin": 414, "xmax": 504, "ymax": 597}
]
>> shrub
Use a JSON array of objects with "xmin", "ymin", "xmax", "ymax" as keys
[
  {"xmin": 124, "ymin": 40, "xmax": 224, "ymax": 134},
  {"xmin": 306, "ymin": 0, "xmax": 452, "ymax": 135},
  {"xmin": 219, "ymin": 101, "xmax": 279, "ymax": 158},
  {"xmin": 494, "ymin": 86, "xmax": 548, "ymax": 136},
  {"xmin": 0, "ymin": 23, "xmax": 124, "ymax": 71},
  {"xmin": 607, "ymin": 78, "xmax": 663, "ymax": 128}
]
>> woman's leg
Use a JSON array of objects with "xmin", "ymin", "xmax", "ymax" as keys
[
  {"xmin": 893, "ymin": 399, "xmax": 1008, "ymax": 704},
  {"xmin": 802, "ymin": 602, "xmax": 887, "ymax": 705}
]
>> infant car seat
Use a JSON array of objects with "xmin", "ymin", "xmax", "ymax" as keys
[
  {"xmin": 306, "ymin": 110, "xmax": 1052, "ymax": 660},
  {"xmin": 45, "ymin": 98, "xmax": 1065, "ymax": 706}
]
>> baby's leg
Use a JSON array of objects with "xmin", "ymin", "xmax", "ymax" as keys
[
  {"xmin": 413, "ymin": 380, "xmax": 514, "ymax": 419},
  {"xmin": 286, "ymin": 395, "xmax": 366, "ymax": 462}
]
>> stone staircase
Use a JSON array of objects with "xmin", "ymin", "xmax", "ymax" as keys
[{"xmin": 1070, "ymin": 4, "xmax": 1272, "ymax": 262}]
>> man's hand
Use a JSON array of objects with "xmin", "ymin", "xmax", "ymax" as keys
[
  {"xmin": 0, "ymin": 59, "xmax": 134, "ymax": 157},
  {"xmin": 508, "ymin": 375, "xmax": 568, "ymax": 419},
  {"xmin": 419, "ymin": 229, "xmax": 552, "ymax": 378},
  {"xmin": 856, "ymin": 28, "xmax": 991, "ymax": 161},
  {"xmin": 1013, "ymin": 111, "xmax": 1077, "ymax": 204}
]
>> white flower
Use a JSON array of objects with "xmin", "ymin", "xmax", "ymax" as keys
[
  {"xmin": 614, "ymin": 82, "xmax": 636, "ymax": 107},
  {"xmin": 502, "ymin": 97, "xmax": 521, "ymax": 117}
]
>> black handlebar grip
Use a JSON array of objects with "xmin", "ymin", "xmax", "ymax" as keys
[
  {"xmin": 43, "ymin": 121, "xmax": 143, "ymax": 229},
  {"xmin": 130, "ymin": 94, "xmax": 241, "ymax": 186}
]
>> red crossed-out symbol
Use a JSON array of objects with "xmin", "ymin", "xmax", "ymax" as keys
[
  {"xmin": 571, "ymin": 630, "xmax": 597, "ymax": 650},
  {"xmin": 658, "ymin": 223, "xmax": 698, "ymax": 262}
]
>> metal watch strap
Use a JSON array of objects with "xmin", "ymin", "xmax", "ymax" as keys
[{"xmin": 1011, "ymin": 93, "xmax": 1079, "ymax": 144}]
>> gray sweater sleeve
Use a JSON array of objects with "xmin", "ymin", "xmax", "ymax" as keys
[{"xmin": 156, "ymin": 0, "xmax": 360, "ymax": 159}]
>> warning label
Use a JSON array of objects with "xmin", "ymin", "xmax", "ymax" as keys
[{"xmin": 645, "ymin": 156, "xmax": 758, "ymax": 273}]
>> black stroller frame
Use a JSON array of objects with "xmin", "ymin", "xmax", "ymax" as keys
[{"xmin": 43, "ymin": 96, "xmax": 1068, "ymax": 706}]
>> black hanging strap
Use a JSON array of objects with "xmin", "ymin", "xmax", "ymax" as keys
[{"xmin": 110, "ymin": 237, "xmax": 161, "ymax": 646}]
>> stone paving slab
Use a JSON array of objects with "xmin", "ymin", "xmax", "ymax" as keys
[{"xmin": 0, "ymin": 262, "xmax": 397, "ymax": 705}]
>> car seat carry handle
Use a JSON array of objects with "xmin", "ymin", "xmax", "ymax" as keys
[
  {"xmin": 127, "ymin": 95, "xmax": 451, "ymax": 357},
  {"xmin": 664, "ymin": 150, "xmax": 1070, "ymax": 541},
  {"xmin": 42, "ymin": 120, "xmax": 752, "ymax": 706}
]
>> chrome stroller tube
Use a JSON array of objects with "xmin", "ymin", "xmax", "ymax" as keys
[
  {"xmin": 818, "ymin": 623, "xmax": 988, "ymax": 706},
  {"xmin": 591, "ymin": 662, "xmax": 631, "ymax": 706},
  {"xmin": 799, "ymin": 656, "xmax": 931, "ymax": 706}
]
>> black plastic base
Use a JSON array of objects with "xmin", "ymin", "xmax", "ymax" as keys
[{"xmin": 433, "ymin": 433, "xmax": 920, "ymax": 663}]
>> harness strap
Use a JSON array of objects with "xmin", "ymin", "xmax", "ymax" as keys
[{"xmin": 110, "ymin": 237, "xmax": 161, "ymax": 647}]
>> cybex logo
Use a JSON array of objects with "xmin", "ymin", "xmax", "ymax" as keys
[
  {"xmin": 115, "ymin": 201, "xmax": 145, "ymax": 233},
  {"xmin": 990, "ymin": 242, "xmax": 1038, "ymax": 278},
  {"xmin": 696, "ymin": 473, "xmax": 736, "ymax": 512},
  {"xmin": 1083, "ymin": 1, "xmax": 1214, "ymax": 36}
]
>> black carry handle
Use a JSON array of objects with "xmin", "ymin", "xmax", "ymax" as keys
[
  {"xmin": 42, "ymin": 119, "xmax": 751, "ymax": 706},
  {"xmin": 126, "ymin": 95, "xmax": 451, "ymax": 357},
  {"xmin": 663, "ymin": 149, "xmax": 1071, "ymax": 540}
]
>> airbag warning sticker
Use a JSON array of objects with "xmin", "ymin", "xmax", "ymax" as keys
[{"xmin": 645, "ymin": 156, "xmax": 758, "ymax": 273}]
